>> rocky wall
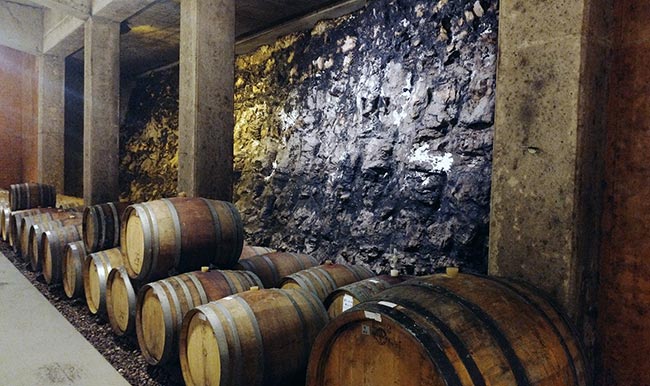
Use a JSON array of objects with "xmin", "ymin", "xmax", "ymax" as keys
[{"xmin": 120, "ymin": 0, "xmax": 498, "ymax": 275}]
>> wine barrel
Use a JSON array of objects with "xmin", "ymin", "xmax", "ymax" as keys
[
  {"xmin": 29, "ymin": 218, "xmax": 82, "ymax": 271},
  {"xmin": 180, "ymin": 288, "xmax": 329, "ymax": 386},
  {"xmin": 236, "ymin": 252, "xmax": 319, "ymax": 288},
  {"xmin": 21, "ymin": 212, "xmax": 81, "ymax": 259},
  {"xmin": 280, "ymin": 263, "xmax": 375, "ymax": 302},
  {"xmin": 106, "ymin": 266, "xmax": 138, "ymax": 336},
  {"xmin": 1, "ymin": 206, "xmax": 10, "ymax": 241},
  {"xmin": 83, "ymin": 201, "xmax": 131, "ymax": 253},
  {"xmin": 41, "ymin": 224, "xmax": 83, "ymax": 284},
  {"xmin": 83, "ymin": 248, "xmax": 124, "ymax": 315},
  {"xmin": 307, "ymin": 273, "xmax": 590, "ymax": 386},
  {"xmin": 121, "ymin": 197, "xmax": 244, "ymax": 281},
  {"xmin": 9, "ymin": 208, "xmax": 55, "ymax": 249},
  {"xmin": 136, "ymin": 269, "xmax": 263, "ymax": 365},
  {"xmin": 62, "ymin": 241, "xmax": 87, "ymax": 299},
  {"xmin": 9, "ymin": 183, "xmax": 56, "ymax": 211},
  {"xmin": 240, "ymin": 245, "xmax": 276, "ymax": 259},
  {"xmin": 324, "ymin": 274, "xmax": 412, "ymax": 319}
]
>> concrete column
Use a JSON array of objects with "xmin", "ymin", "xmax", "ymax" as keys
[
  {"xmin": 179, "ymin": 0, "xmax": 235, "ymax": 201},
  {"xmin": 37, "ymin": 54, "xmax": 65, "ymax": 192},
  {"xmin": 489, "ymin": 0, "xmax": 611, "ymax": 362},
  {"xmin": 83, "ymin": 17, "xmax": 120, "ymax": 205}
]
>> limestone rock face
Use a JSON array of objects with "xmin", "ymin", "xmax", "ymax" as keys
[
  {"xmin": 120, "ymin": 0, "xmax": 498, "ymax": 275},
  {"xmin": 234, "ymin": 0, "xmax": 498, "ymax": 274}
]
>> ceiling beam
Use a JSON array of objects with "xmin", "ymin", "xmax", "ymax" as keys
[
  {"xmin": 91, "ymin": 0, "xmax": 157, "ymax": 22},
  {"xmin": 30, "ymin": 0, "xmax": 89, "ymax": 19},
  {"xmin": 0, "ymin": 1, "xmax": 43, "ymax": 54},
  {"xmin": 42, "ymin": 11, "xmax": 84, "ymax": 56}
]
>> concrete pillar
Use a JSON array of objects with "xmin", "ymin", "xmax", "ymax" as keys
[
  {"xmin": 489, "ymin": 0, "xmax": 611, "ymax": 362},
  {"xmin": 37, "ymin": 54, "xmax": 65, "ymax": 193},
  {"xmin": 83, "ymin": 17, "xmax": 120, "ymax": 205},
  {"xmin": 178, "ymin": 0, "xmax": 235, "ymax": 201}
]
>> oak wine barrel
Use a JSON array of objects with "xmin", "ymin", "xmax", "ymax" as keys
[
  {"xmin": 240, "ymin": 245, "xmax": 276, "ymax": 259},
  {"xmin": 280, "ymin": 263, "xmax": 375, "ymax": 302},
  {"xmin": 62, "ymin": 241, "xmax": 87, "ymax": 299},
  {"xmin": 236, "ymin": 252, "xmax": 319, "ymax": 288},
  {"xmin": 41, "ymin": 224, "xmax": 83, "ymax": 284},
  {"xmin": 307, "ymin": 273, "xmax": 590, "ymax": 386},
  {"xmin": 21, "ymin": 212, "xmax": 81, "ymax": 260},
  {"xmin": 1, "ymin": 206, "xmax": 10, "ymax": 241},
  {"xmin": 180, "ymin": 288, "xmax": 329, "ymax": 386},
  {"xmin": 9, "ymin": 208, "xmax": 56, "ymax": 249},
  {"xmin": 83, "ymin": 248, "xmax": 125, "ymax": 315},
  {"xmin": 9, "ymin": 183, "xmax": 56, "ymax": 211},
  {"xmin": 28, "ymin": 218, "xmax": 83, "ymax": 271},
  {"xmin": 324, "ymin": 274, "xmax": 412, "ymax": 319},
  {"xmin": 136, "ymin": 269, "xmax": 263, "ymax": 365},
  {"xmin": 83, "ymin": 201, "xmax": 131, "ymax": 253},
  {"xmin": 106, "ymin": 266, "xmax": 138, "ymax": 336},
  {"xmin": 121, "ymin": 197, "xmax": 244, "ymax": 281}
]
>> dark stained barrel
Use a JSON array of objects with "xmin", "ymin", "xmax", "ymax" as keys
[
  {"xmin": 280, "ymin": 263, "xmax": 375, "ymax": 302},
  {"xmin": 236, "ymin": 252, "xmax": 319, "ymax": 288},
  {"xmin": 239, "ymin": 245, "xmax": 275, "ymax": 259},
  {"xmin": 324, "ymin": 274, "xmax": 412, "ymax": 319},
  {"xmin": 121, "ymin": 197, "xmax": 244, "ymax": 281},
  {"xmin": 83, "ymin": 201, "xmax": 131, "ymax": 253},
  {"xmin": 9, "ymin": 183, "xmax": 56, "ymax": 211},
  {"xmin": 136, "ymin": 269, "xmax": 263, "ymax": 365},
  {"xmin": 180, "ymin": 288, "xmax": 329, "ymax": 386},
  {"xmin": 307, "ymin": 273, "xmax": 590, "ymax": 386}
]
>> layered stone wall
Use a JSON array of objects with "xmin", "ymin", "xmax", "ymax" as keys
[{"xmin": 120, "ymin": 0, "xmax": 498, "ymax": 274}]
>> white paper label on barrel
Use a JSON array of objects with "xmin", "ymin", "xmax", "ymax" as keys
[
  {"xmin": 369, "ymin": 279, "xmax": 380, "ymax": 284},
  {"xmin": 364, "ymin": 311, "xmax": 382, "ymax": 323},
  {"xmin": 378, "ymin": 301, "xmax": 397, "ymax": 309},
  {"xmin": 342, "ymin": 294, "xmax": 354, "ymax": 312}
]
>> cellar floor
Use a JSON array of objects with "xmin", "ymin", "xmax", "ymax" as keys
[{"xmin": 0, "ymin": 252, "xmax": 129, "ymax": 386}]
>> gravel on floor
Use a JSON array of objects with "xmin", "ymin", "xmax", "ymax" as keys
[{"xmin": 1, "ymin": 242, "xmax": 184, "ymax": 386}]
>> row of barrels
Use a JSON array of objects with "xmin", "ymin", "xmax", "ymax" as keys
[{"xmin": 0, "ymin": 188, "xmax": 589, "ymax": 386}]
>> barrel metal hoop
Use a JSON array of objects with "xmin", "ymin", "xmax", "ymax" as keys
[
  {"xmin": 410, "ymin": 281, "xmax": 532, "ymax": 386},
  {"xmin": 221, "ymin": 270, "xmax": 238, "ymax": 294},
  {"xmin": 200, "ymin": 305, "xmax": 234, "ymax": 385},
  {"xmin": 96, "ymin": 253, "xmax": 110, "ymax": 312},
  {"xmin": 288, "ymin": 273, "xmax": 318, "ymax": 298},
  {"xmin": 24, "ymin": 183, "xmax": 30, "ymax": 210},
  {"xmin": 279, "ymin": 289, "xmax": 312, "ymax": 370},
  {"xmin": 136, "ymin": 205, "xmax": 155, "ymax": 279},
  {"xmin": 224, "ymin": 201, "xmax": 244, "ymax": 264},
  {"xmin": 161, "ymin": 199, "xmax": 182, "ymax": 269},
  {"xmin": 232, "ymin": 296, "xmax": 265, "ymax": 386},
  {"xmin": 158, "ymin": 280, "xmax": 183, "ymax": 363},
  {"xmin": 170, "ymin": 275, "xmax": 196, "ymax": 312},
  {"xmin": 308, "ymin": 268, "xmax": 337, "ymax": 296},
  {"xmin": 97, "ymin": 205, "xmax": 107, "ymax": 251},
  {"xmin": 260, "ymin": 254, "xmax": 280, "ymax": 287},
  {"xmin": 213, "ymin": 301, "xmax": 245, "ymax": 386},
  {"xmin": 186, "ymin": 273, "xmax": 209, "ymax": 304},
  {"xmin": 363, "ymin": 302, "xmax": 464, "ymax": 386},
  {"xmin": 200, "ymin": 198, "xmax": 222, "ymax": 263},
  {"xmin": 385, "ymin": 295, "xmax": 487, "ymax": 386},
  {"xmin": 108, "ymin": 202, "xmax": 120, "ymax": 248}
]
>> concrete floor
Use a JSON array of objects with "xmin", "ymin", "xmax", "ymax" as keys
[{"xmin": 0, "ymin": 252, "xmax": 130, "ymax": 386}]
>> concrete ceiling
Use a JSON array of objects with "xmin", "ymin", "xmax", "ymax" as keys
[
  {"xmin": 74, "ymin": 0, "xmax": 358, "ymax": 77},
  {"xmin": 5, "ymin": 0, "xmax": 42, "ymax": 7}
]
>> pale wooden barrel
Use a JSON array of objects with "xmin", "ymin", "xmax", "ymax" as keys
[
  {"xmin": 280, "ymin": 263, "xmax": 375, "ymax": 302},
  {"xmin": 29, "ymin": 219, "xmax": 82, "ymax": 271},
  {"xmin": 83, "ymin": 201, "xmax": 131, "ymax": 253},
  {"xmin": 83, "ymin": 248, "xmax": 125, "ymax": 315},
  {"xmin": 20, "ymin": 211, "xmax": 81, "ymax": 258},
  {"xmin": 41, "ymin": 224, "xmax": 83, "ymax": 284},
  {"xmin": 236, "ymin": 252, "xmax": 319, "ymax": 288},
  {"xmin": 121, "ymin": 197, "xmax": 244, "ymax": 282},
  {"xmin": 307, "ymin": 273, "xmax": 590, "ymax": 386},
  {"xmin": 9, "ymin": 208, "xmax": 56, "ymax": 249},
  {"xmin": 62, "ymin": 241, "xmax": 87, "ymax": 299},
  {"xmin": 324, "ymin": 274, "xmax": 412, "ymax": 319},
  {"xmin": 239, "ymin": 245, "xmax": 276, "ymax": 259},
  {"xmin": 1, "ymin": 206, "xmax": 10, "ymax": 241},
  {"xmin": 136, "ymin": 269, "xmax": 263, "ymax": 365},
  {"xmin": 106, "ymin": 266, "xmax": 138, "ymax": 336},
  {"xmin": 9, "ymin": 183, "xmax": 56, "ymax": 211},
  {"xmin": 180, "ymin": 288, "xmax": 328, "ymax": 386}
]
